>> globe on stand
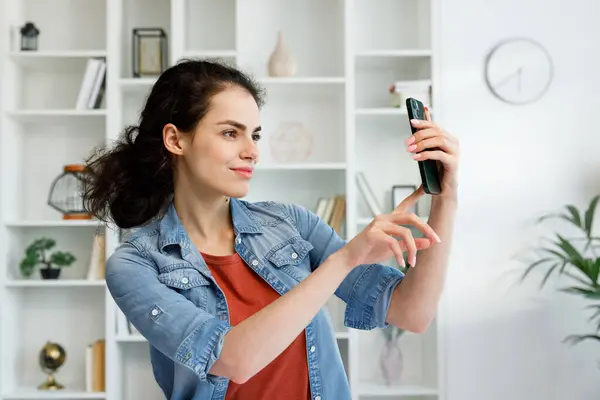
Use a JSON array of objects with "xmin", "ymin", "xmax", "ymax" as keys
[{"xmin": 38, "ymin": 341, "xmax": 66, "ymax": 390}]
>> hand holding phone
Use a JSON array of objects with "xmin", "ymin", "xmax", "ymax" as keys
[{"xmin": 405, "ymin": 97, "xmax": 442, "ymax": 195}]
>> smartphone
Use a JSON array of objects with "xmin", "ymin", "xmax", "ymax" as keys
[{"xmin": 405, "ymin": 97, "xmax": 442, "ymax": 195}]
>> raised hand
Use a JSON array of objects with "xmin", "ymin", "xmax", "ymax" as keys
[{"xmin": 337, "ymin": 186, "xmax": 441, "ymax": 269}]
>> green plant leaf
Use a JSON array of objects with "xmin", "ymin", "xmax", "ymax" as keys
[
  {"xmin": 562, "ymin": 270, "xmax": 594, "ymax": 286},
  {"xmin": 587, "ymin": 304, "xmax": 600, "ymax": 319},
  {"xmin": 559, "ymin": 286, "xmax": 600, "ymax": 299},
  {"xmin": 565, "ymin": 205, "xmax": 583, "ymax": 228},
  {"xmin": 30, "ymin": 237, "xmax": 56, "ymax": 251},
  {"xmin": 555, "ymin": 234, "xmax": 584, "ymax": 262},
  {"xmin": 563, "ymin": 334, "xmax": 600, "ymax": 346},
  {"xmin": 540, "ymin": 262, "xmax": 561, "ymax": 289},
  {"xmin": 584, "ymin": 195, "xmax": 600, "ymax": 238},
  {"xmin": 519, "ymin": 257, "xmax": 554, "ymax": 283},
  {"xmin": 19, "ymin": 252, "xmax": 38, "ymax": 277},
  {"xmin": 539, "ymin": 246, "xmax": 568, "ymax": 261},
  {"xmin": 49, "ymin": 251, "xmax": 76, "ymax": 267},
  {"xmin": 537, "ymin": 207, "xmax": 582, "ymax": 231}
]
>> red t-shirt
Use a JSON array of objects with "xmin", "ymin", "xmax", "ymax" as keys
[{"xmin": 201, "ymin": 251, "xmax": 311, "ymax": 400}]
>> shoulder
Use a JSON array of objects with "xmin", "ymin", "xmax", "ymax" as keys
[
  {"xmin": 237, "ymin": 198, "xmax": 314, "ymax": 228},
  {"xmin": 106, "ymin": 221, "xmax": 161, "ymax": 276}
]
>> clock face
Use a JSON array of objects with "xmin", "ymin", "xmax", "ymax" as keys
[{"xmin": 485, "ymin": 38, "xmax": 553, "ymax": 105}]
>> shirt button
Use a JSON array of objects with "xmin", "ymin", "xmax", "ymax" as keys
[
  {"xmin": 236, "ymin": 237, "xmax": 241, "ymax": 244},
  {"xmin": 315, "ymin": 396, "xmax": 321, "ymax": 400},
  {"xmin": 151, "ymin": 308, "xmax": 159, "ymax": 316},
  {"xmin": 291, "ymin": 252, "xmax": 298, "ymax": 259},
  {"xmin": 310, "ymin": 345, "xmax": 316, "ymax": 353},
  {"xmin": 181, "ymin": 277, "xmax": 189, "ymax": 284},
  {"xmin": 251, "ymin": 259, "xmax": 258, "ymax": 266}
]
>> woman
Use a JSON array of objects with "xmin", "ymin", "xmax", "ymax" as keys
[{"xmin": 83, "ymin": 59, "xmax": 459, "ymax": 400}]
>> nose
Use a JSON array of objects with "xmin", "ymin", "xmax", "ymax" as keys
[{"xmin": 240, "ymin": 137, "xmax": 259, "ymax": 162}]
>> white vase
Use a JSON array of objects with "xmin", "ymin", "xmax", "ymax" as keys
[
  {"xmin": 380, "ymin": 339, "xmax": 404, "ymax": 386},
  {"xmin": 268, "ymin": 30, "xmax": 296, "ymax": 77}
]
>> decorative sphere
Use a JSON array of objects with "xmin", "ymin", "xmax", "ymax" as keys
[
  {"xmin": 39, "ymin": 342, "xmax": 66, "ymax": 373},
  {"xmin": 270, "ymin": 121, "xmax": 313, "ymax": 163}
]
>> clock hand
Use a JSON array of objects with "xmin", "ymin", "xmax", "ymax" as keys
[{"xmin": 493, "ymin": 67, "xmax": 523, "ymax": 90}]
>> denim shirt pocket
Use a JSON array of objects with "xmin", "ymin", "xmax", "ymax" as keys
[
  {"xmin": 157, "ymin": 265, "xmax": 211, "ymax": 308},
  {"xmin": 265, "ymin": 237, "xmax": 314, "ymax": 283}
]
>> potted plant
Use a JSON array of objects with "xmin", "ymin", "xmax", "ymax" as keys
[
  {"xmin": 19, "ymin": 238, "xmax": 76, "ymax": 279},
  {"xmin": 517, "ymin": 195, "xmax": 600, "ymax": 348}
]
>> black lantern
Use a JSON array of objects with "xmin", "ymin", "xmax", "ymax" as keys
[
  {"xmin": 47, "ymin": 164, "xmax": 91, "ymax": 220},
  {"xmin": 132, "ymin": 28, "xmax": 168, "ymax": 77},
  {"xmin": 20, "ymin": 22, "xmax": 40, "ymax": 51}
]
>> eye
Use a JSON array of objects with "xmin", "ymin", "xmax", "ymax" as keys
[
  {"xmin": 252, "ymin": 133, "xmax": 262, "ymax": 142},
  {"xmin": 222, "ymin": 130, "xmax": 236, "ymax": 138}
]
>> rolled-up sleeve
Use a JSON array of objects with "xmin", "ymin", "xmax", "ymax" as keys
[
  {"xmin": 105, "ymin": 242, "xmax": 232, "ymax": 382},
  {"xmin": 281, "ymin": 203, "xmax": 405, "ymax": 330}
]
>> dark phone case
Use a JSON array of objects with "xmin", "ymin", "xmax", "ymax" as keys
[{"xmin": 405, "ymin": 98, "xmax": 442, "ymax": 195}]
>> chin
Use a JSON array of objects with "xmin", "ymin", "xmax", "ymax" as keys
[{"xmin": 222, "ymin": 182, "xmax": 251, "ymax": 199}]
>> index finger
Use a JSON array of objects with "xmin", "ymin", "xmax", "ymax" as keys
[{"xmin": 393, "ymin": 185, "xmax": 425, "ymax": 214}]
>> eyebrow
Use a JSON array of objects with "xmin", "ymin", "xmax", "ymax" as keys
[{"xmin": 217, "ymin": 119, "xmax": 261, "ymax": 132}]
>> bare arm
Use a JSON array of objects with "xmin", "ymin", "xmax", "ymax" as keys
[
  {"xmin": 210, "ymin": 250, "xmax": 351, "ymax": 384},
  {"xmin": 386, "ymin": 195, "xmax": 457, "ymax": 333}
]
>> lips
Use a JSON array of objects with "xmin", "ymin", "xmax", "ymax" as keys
[
  {"xmin": 231, "ymin": 167, "xmax": 254, "ymax": 173},
  {"xmin": 231, "ymin": 166, "xmax": 254, "ymax": 178}
]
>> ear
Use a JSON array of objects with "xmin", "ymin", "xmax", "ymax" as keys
[{"xmin": 163, "ymin": 123, "xmax": 185, "ymax": 156}]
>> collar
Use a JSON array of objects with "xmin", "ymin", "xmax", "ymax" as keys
[{"xmin": 158, "ymin": 197, "xmax": 262, "ymax": 251}]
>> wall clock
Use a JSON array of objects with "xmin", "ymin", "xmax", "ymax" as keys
[{"xmin": 484, "ymin": 38, "xmax": 554, "ymax": 105}]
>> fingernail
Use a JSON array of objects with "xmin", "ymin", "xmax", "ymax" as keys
[
  {"xmin": 406, "ymin": 144, "xmax": 417, "ymax": 152},
  {"xmin": 410, "ymin": 119, "xmax": 420, "ymax": 125},
  {"xmin": 435, "ymin": 233, "xmax": 442, "ymax": 243},
  {"xmin": 411, "ymin": 257, "xmax": 417, "ymax": 267},
  {"xmin": 411, "ymin": 153, "xmax": 421, "ymax": 159},
  {"xmin": 405, "ymin": 136, "xmax": 415, "ymax": 145}
]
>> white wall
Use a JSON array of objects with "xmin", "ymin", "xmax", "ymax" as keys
[{"xmin": 439, "ymin": 0, "xmax": 600, "ymax": 398}]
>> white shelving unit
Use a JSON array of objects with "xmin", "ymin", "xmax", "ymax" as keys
[{"xmin": 0, "ymin": 0, "xmax": 444, "ymax": 399}]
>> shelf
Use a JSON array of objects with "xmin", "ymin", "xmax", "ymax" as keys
[
  {"xmin": 116, "ymin": 334, "xmax": 146, "ymax": 343},
  {"xmin": 356, "ymin": 50, "xmax": 432, "ymax": 58},
  {"xmin": 258, "ymin": 77, "xmax": 345, "ymax": 85},
  {"xmin": 0, "ymin": 0, "xmax": 440, "ymax": 398},
  {"xmin": 5, "ymin": 110, "xmax": 106, "ymax": 122},
  {"xmin": 118, "ymin": 78, "xmax": 156, "ymax": 90},
  {"xmin": 2, "ymin": 389, "xmax": 105, "ymax": 399},
  {"xmin": 4, "ymin": 220, "xmax": 103, "ymax": 228},
  {"xmin": 8, "ymin": 51, "xmax": 107, "ymax": 71},
  {"xmin": 182, "ymin": 50, "xmax": 237, "ymax": 59},
  {"xmin": 359, "ymin": 383, "xmax": 437, "ymax": 397},
  {"xmin": 256, "ymin": 163, "xmax": 346, "ymax": 171},
  {"xmin": 356, "ymin": 108, "xmax": 408, "ymax": 116},
  {"xmin": 4, "ymin": 280, "xmax": 105, "ymax": 288}
]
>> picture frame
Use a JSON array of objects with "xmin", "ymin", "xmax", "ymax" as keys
[
  {"xmin": 132, "ymin": 28, "xmax": 168, "ymax": 77},
  {"xmin": 391, "ymin": 185, "xmax": 418, "ymax": 215}
]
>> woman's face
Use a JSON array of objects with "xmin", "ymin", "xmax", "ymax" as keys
[{"xmin": 164, "ymin": 85, "xmax": 262, "ymax": 200}]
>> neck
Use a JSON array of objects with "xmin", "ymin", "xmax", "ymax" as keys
[{"xmin": 172, "ymin": 184, "xmax": 233, "ymax": 245}]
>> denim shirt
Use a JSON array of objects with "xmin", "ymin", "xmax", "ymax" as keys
[{"xmin": 105, "ymin": 197, "xmax": 405, "ymax": 400}]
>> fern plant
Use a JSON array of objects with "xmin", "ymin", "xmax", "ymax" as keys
[{"xmin": 519, "ymin": 195, "xmax": 600, "ymax": 347}]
